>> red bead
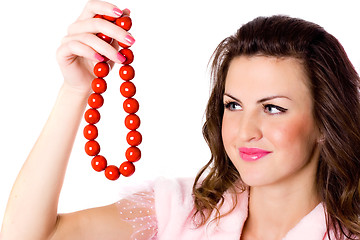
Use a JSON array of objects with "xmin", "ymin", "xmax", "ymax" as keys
[
  {"xmin": 85, "ymin": 140, "xmax": 100, "ymax": 156},
  {"xmin": 125, "ymin": 114, "xmax": 140, "ymax": 130},
  {"xmin": 119, "ymin": 49, "xmax": 134, "ymax": 65},
  {"xmin": 103, "ymin": 15, "xmax": 117, "ymax": 22},
  {"xmin": 83, "ymin": 124, "xmax": 98, "ymax": 140},
  {"xmin": 119, "ymin": 161, "xmax": 135, "ymax": 177},
  {"xmin": 91, "ymin": 155, "xmax": 107, "ymax": 172},
  {"xmin": 115, "ymin": 16, "xmax": 132, "ymax": 31},
  {"xmin": 88, "ymin": 93, "xmax": 104, "ymax": 109},
  {"xmin": 126, "ymin": 130, "xmax": 142, "ymax": 146},
  {"xmin": 105, "ymin": 165, "xmax": 120, "ymax": 180},
  {"xmin": 92, "ymin": 78, "xmax": 107, "ymax": 94},
  {"xmin": 120, "ymin": 81, "xmax": 136, "ymax": 98},
  {"xmin": 97, "ymin": 33, "xmax": 113, "ymax": 44},
  {"xmin": 94, "ymin": 62, "xmax": 110, "ymax": 78},
  {"xmin": 125, "ymin": 146, "xmax": 141, "ymax": 162},
  {"xmin": 123, "ymin": 98, "xmax": 139, "ymax": 114},
  {"xmin": 84, "ymin": 108, "xmax": 100, "ymax": 124},
  {"xmin": 119, "ymin": 65, "xmax": 135, "ymax": 81},
  {"xmin": 118, "ymin": 41, "xmax": 130, "ymax": 49}
]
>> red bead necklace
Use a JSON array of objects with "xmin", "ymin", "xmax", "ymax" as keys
[{"xmin": 83, "ymin": 14, "xmax": 141, "ymax": 181}]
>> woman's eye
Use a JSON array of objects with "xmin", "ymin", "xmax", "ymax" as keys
[
  {"xmin": 224, "ymin": 102, "xmax": 242, "ymax": 111},
  {"xmin": 264, "ymin": 104, "xmax": 287, "ymax": 114}
]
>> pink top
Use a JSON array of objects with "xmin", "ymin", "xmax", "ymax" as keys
[{"xmin": 117, "ymin": 178, "xmax": 333, "ymax": 240}]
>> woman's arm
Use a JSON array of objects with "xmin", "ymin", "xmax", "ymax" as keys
[
  {"xmin": 1, "ymin": 1, "xmax": 135, "ymax": 239},
  {"xmin": 2, "ymin": 84, "xmax": 90, "ymax": 239},
  {"xmin": 50, "ymin": 203, "xmax": 133, "ymax": 240}
]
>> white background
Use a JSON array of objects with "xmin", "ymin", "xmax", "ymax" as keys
[{"xmin": 0, "ymin": 0, "xmax": 359, "ymax": 227}]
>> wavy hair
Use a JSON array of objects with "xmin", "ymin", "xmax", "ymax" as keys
[{"xmin": 192, "ymin": 15, "xmax": 360, "ymax": 239}]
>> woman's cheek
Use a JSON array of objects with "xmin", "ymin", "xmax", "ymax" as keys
[
  {"xmin": 222, "ymin": 115, "xmax": 237, "ymax": 153},
  {"xmin": 266, "ymin": 114, "xmax": 314, "ymax": 150}
]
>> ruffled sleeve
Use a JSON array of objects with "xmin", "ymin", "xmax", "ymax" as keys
[
  {"xmin": 115, "ymin": 177, "xmax": 203, "ymax": 240},
  {"xmin": 116, "ymin": 191, "xmax": 158, "ymax": 240}
]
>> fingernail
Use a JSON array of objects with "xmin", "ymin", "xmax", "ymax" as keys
[
  {"xmin": 113, "ymin": 8, "xmax": 123, "ymax": 16},
  {"xmin": 95, "ymin": 53, "xmax": 105, "ymax": 62},
  {"xmin": 125, "ymin": 35, "xmax": 135, "ymax": 45},
  {"xmin": 124, "ymin": 8, "xmax": 131, "ymax": 14},
  {"xmin": 117, "ymin": 52, "xmax": 126, "ymax": 63}
]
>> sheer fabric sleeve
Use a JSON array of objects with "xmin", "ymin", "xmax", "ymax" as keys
[{"xmin": 116, "ymin": 191, "xmax": 158, "ymax": 240}]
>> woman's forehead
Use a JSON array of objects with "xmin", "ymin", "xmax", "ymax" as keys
[{"xmin": 224, "ymin": 56, "xmax": 311, "ymax": 102}]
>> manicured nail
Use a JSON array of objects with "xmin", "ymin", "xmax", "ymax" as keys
[
  {"xmin": 95, "ymin": 53, "xmax": 105, "ymax": 62},
  {"xmin": 124, "ymin": 8, "xmax": 131, "ymax": 14},
  {"xmin": 117, "ymin": 52, "xmax": 126, "ymax": 63},
  {"xmin": 113, "ymin": 8, "xmax": 123, "ymax": 16},
  {"xmin": 125, "ymin": 35, "xmax": 135, "ymax": 45}
]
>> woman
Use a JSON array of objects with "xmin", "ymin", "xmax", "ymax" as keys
[{"xmin": 1, "ymin": 0, "xmax": 359, "ymax": 239}]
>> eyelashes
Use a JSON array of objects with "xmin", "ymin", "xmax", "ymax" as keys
[
  {"xmin": 263, "ymin": 104, "xmax": 288, "ymax": 114},
  {"xmin": 223, "ymin": 101, "xmax": 288, "ymax": 115},
  {"xmin": 224, "ymin": 101, "xmax": 242, "ymax": 111}
]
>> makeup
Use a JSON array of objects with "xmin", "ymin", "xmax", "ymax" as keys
[{"xmin": 239, "ymin": 147, "xmax": 271, "ymax": 162}]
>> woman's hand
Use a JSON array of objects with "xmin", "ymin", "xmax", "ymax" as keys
[{"xmin": 56, "ymin": 0, "xmax": 133, "ymax": 94}]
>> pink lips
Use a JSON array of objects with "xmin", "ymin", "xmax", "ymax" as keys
[{"xmin": 239, "ymin": 147, "xmax": 271, "ymax": 162}]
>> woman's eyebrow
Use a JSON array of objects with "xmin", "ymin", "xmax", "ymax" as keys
[
  {"xmin": 223, "ymin": 93, "xmax": 241, "ymax": 102},
  {"xmin": 223, "ymin": 93, "xmax": 291, "ymax": 103},
  {"xmin": 257, "ymin": 95, "xmax": 292, "ymax": 103}
]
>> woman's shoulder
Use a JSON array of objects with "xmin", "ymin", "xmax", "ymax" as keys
[
  {"xmin": 114, "ymin": 177, "xmax": 194, "ymax": 240},
  {"xmin": 117, "ymin": 177, "xmax": 197, "ymax": 221},
  {"xmin": 153, "ymin": 177, "xmax": 195, "ymax": 201},
  {"xmin": 151, "ymin": 177, "xmax": 197, "ymax": 220}
]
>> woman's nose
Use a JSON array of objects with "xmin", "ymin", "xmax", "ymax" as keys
[{"xmin": 236, "ymin": 111, "xmax": 263, "ymax": 142}]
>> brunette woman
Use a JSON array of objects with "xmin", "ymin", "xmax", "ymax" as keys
[{"xmin": 1, "ymin": 1, "xmax": 359, "ymax": 239}]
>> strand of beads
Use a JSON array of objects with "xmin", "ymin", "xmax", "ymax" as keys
[{"xmin": 83, "ymin": 14, "xmax": 142, "ymax": 181}]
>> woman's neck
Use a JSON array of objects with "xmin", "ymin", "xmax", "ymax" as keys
[{"xmin": 241, "ymin": 162, "xmax": 320, "ymax": 240}]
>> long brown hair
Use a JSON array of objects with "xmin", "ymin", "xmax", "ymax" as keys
[{"xmin": 192, "ymin": 15, "xmax": 360, "ymax": 239}]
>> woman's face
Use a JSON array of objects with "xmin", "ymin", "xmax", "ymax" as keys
[{"xmin": 222, "ymin": 56, "xmax": 321, "ymax": 187}]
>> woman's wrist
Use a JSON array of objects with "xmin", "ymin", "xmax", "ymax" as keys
[{"xmin": 61, "ymin": 81, "xmax": 92, "ymax": 99}]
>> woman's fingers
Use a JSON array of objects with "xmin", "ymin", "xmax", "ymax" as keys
[
  {"xmin": 61, "ymin": 32, "xmax": 125, "ymax": 64},
  {"xmin": 77, "ymin": 0, "xmax": 123, "ymax": 21},
  {"xmin": 56, "ymin": 0, "xmax": 132, "ymax": 85},
  {"xmin": 67, "ymin": 18, "xmax": 134, "ymax": 48},
  {"xmin": 62, "ymin": 0, "xmax": 134, "ymax": 66},
  {"xmin": 108, "ymin": 39, "xmax": 119, "ymax": 69},
  {"xmin": 57, "ymin": 39, "xmax": 104, "ymax": 69}
]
